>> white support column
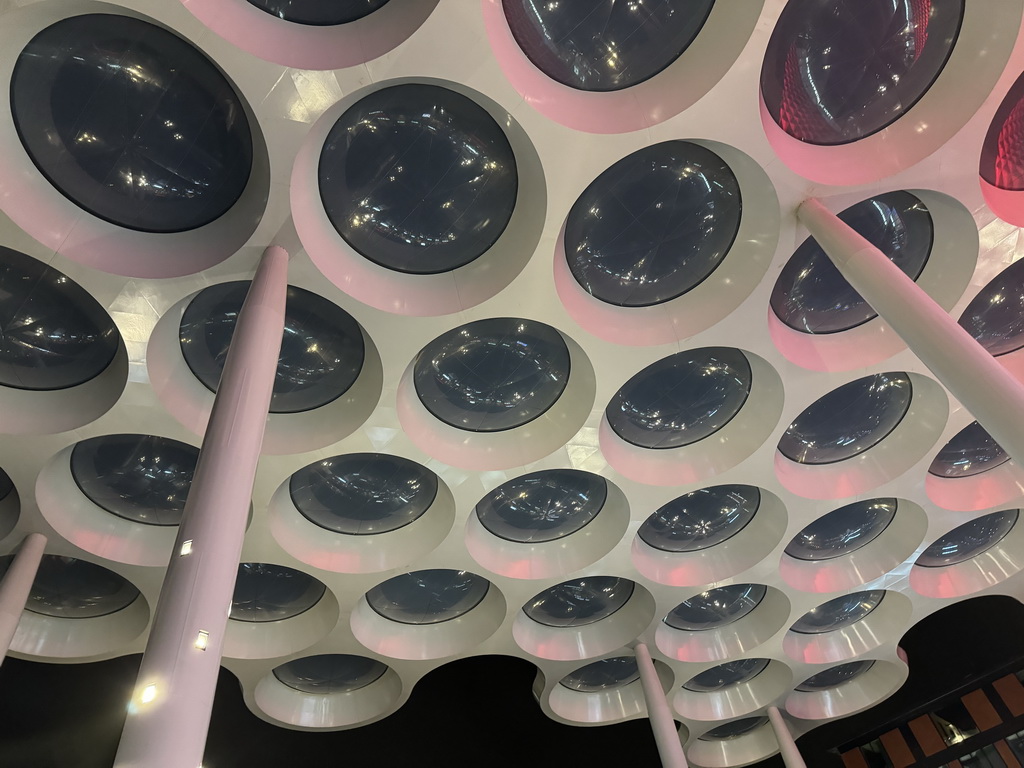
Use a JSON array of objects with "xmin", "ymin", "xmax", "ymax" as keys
[
  {"xmin": 114, "ymin": 246, "xmax": 288, "ymax": 768},
  {"xmin": 635, "ymin": 642, "xmax": 688, "ymax": 768},
  {"xmin": 0, "ymin": 532, "xmax": 46, "ymax": 665},
  {"xmin": 768, "ymin": 706, "xmax": 807, "ymax": 768},
  {"xmin": 798, "ymin": 197, "xmax": 1024, "ymax": 467}
]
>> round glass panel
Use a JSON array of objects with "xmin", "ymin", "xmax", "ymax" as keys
[
  {"xmin": 523, "ymin": 576, "xmax": 634, "ymax": 628},
  {"xmin": 638, "ymin": 485, "xmax": 760, "ymax": 553},
  {"xmin": 959, "ymin": 258, "xmax": 1024, "ymax": 357},
  {"xmin": 916, "ymin": 509, "xmax": 1019, "ymax": 567},
  {"xmin": 700, "ymin": 716, "xmax": 769, "ymax": 741},
  {"xmin": 246, "ymin": 0, "xmax": 389, "ymax": 25},
  {"xmin": 289, "ymin": 453, "xmax": 438, "ymax": 535},
  {"xmin": 785, "ymin": 499, "xmax": 897, "ymax": 561},
  {"xmin": 0, "ymin": 468, "xmax": 12, "ymax": 502},
  {"xmin": 11, "ymin": 14, "xmax": 253, "ymax": 233},
  {"xmin": 26, "ymin": 556, "xmax": 139, "ymax": 619},
  {"xmin": 607, "ymin": 347, "xmax": 752, "ymax": 450},
  {"xmin": 230, "ymin": 563, "xmax": 326, "ymax": 623},
  {"xmin": 180, "ymin": 282, "xmax": 364, "ymax": 414},
  {"xmin": 413, "ymin": 318, "xmax": 570, "ymax": 432},
  {"xmin": 790, "ymin": 591, "xmax": 886, "ymax": 634},
  {"xmin": 272, "ymin": 654, "xmax": 388, "ymax": 694},
  {"xmin": 319, "ymin": 84, "xmax": 517, "ymax": 274},
  {"xmin": 929, "ymin": 422, "xmax": 1010, "ymax": 479},
  {"xmin": 796, "ymin": 660, "xmax": 875, "ymax": 692},
  {"xmin": 475, "ymin": 469, "xmax": 607, "ymax": 543},
  {"xmin": 982, "ymin": 71, "xmax": 1024, "ymax": 191},
  {"xmin": 71, "ymin": 434, "xmax": 198, "ymax": 526},
  {"xmin": 366, "ymin": 569, "xmax": 490, "ymax": 625},
  {"xmin": 559, "ymin": 656, "xmax": 640, "ymax": 693},
  {"xmin": 564, "ymin": 141, "xmax": 741, "ymax": 307},
  {"xmin": 761, "ymin": 0, "xmax": 964, "ymax": 146},
  {"xmin": 683, "ymin": 658, "xmax": 770, "ymax": 693},
  {"xmin": 664, "ymin": 584, "xmax": 767, "ymax": 632}
]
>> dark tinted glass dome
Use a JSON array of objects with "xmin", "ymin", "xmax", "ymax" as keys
[
  {"xmin": 523, "ymin": 576, "xmax": 634, "ymax": 628},
  {"xmin": 564, "ymin": 141, "xmax": 741, "ymax": 308},
  {"xmin": 71, "ymin": 435, "xmax": 198, "ymax": 526},
  {"xmin": 0, "ymin": 468, "xmax": 12, "ymax": 502},
  {"xmin": 929, "ymin": 421, "xmax": 1010, "ymax": 479},
  {"xmin": 683, "ymin": 658, "xmax": 770, "ymax": 693},
  {"xmin": 0, "ymin": 246, "xmax": 119, "ymax": 391},
  {"xmin": 785, "ymin": 499, "xmax": 897, "ymax": 561},
  {"xmin": 664, "ymin": 584, "xmax": 766, "ymax": 632},
  {"xmin": 790, "ymin": 590, "xmax": 886, "ymax": 634},
  {"xmin": 700, "ymin": 716, "xmax": 769, "ymax": 741},
  {"xmin": 272, "ymin": 654, "xmax": 387, "ymax": 694},
  {"xmin": 761, "ymin": 0, "xmax": 964, "ymax": 145},
  {"xmin": 413, "ymin": 318, "xmax": 570, "ymax": 432},
  {"xmin": 796, "ymin": 660, "xmax": 875, "ymax": 692},
  {"xmin": 607, "ymin": 347, "xmax": 751, "ymax": 450},
  {"xmin": 289, "ymin": 453, "xmax": 438, "ymax": 535},
  {"xmin": 24, "ymin": 556, "xmax": 138, "ymax": 618},
  {"xmin": 475, "ymin": 469, "xmax": 607, "ymax": 543},
  {"xmin": 982, "ymin": 72, "xmax": 1024, "ymax": 191},
  {"xmin": 772, "ymin": 192, "xmax": 932, "ymax": 333},
  {"xmin": 959, "ymin": 258, "xmax": 1024, "ymax": 356},
  {"xmin": 916, "ymin": 509, "xmax": 1019, "ymax": 567},
  {"xmin": 180, "ymin": 282, "xmax": 364, "ymax": 414},
  {"xmin": 11, "ymin": 14, "xmax": 253, "ymax": 233},
  {"xmin": 319, "ymin": 84, "xmax": 517, "ymax": 274},
  {"xmin": 246, "ymin": 0, "xmax": 389, "ymax": 25},
  {"xmin": 638, "ymin": 485, "xmax": 760, "ymax": 553},
  {"xmin": 559, "ymin": 656, "xmax": 640, "ymax": 692},
  {"xmin": 230, "ymin": 563, "xmax": 326, "ymax": 623},
  {"xmin": 502, "ymin": 0, "xmax": 714, "ymax": 92},
  {"xmin": 779, "ymin": 373, "xmax": 912, "ymax": 464},
  {"xmin": 366, "ymin": 569, "xmax": 490, "ymax": 625}
]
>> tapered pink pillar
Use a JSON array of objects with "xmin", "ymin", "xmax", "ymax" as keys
[
  {"xmin": 0, "ymin": 532, "xmax": 46, "ymax": 665},
  {"xmin": 114, "ymin": 246, "xmax": 288, "ymax": 768},
  {"xmin": 768, "ymin": 706, "xmax": 807, "ymax": 768},
  {"xmin": 635, "ymin": 643, "xmax": 688, "ymax": 768}
]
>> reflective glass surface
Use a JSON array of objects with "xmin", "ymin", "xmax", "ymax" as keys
[
  {"xmin": 959, "ymin": 258, "xmax": 1024, "ymax": 357},
  {"xmin": 289, "ymin": 453, "xmax": 438, "ymax": 535},
  {"xmin": 230, "ymin": 563, "xmax": 326, "ymax": 623},
  {"xmin": 700, "ymin": 716, "xmax": 769, "ymax": 741},
  {"xmin": 11, "ymin": 14, "xmax": 253, "ymax": 233},
  {"xmin": 26, "ymin": 556, "xmax": 139, "ymax": 619},
  {"xmin": 790, "ymin": 591, "xmax": 886, "ymax": 634},
  {"xmin": 772, "ymin": 193, "xmax": 933, "ymax": 333},
  {"xmin": 796, "ymin": 660, "xmax": 875, "ymax": 692},
  {"xmin": 523, "ymin": 576, "xmax": 634, "ymax": 628},
  {"xmin": 929, "ymin": 422, "xmax": 1010, "ymax": 479},
  {"xmin": 638, "ymin": 485, "xmax": 760, "ymax": 553},
  {"xmin": 779, "ymin": 373, "xmax": 912, "ymax": 464},
  {"xmin": 664, "ymin": 584, "xmax": 767, "ymax": 632},
  {"xmin": 0, "ymin": 468, "xmax": 12, "ymax": 502},
  {"xmin": 366, "ymin": 569, "xmax": 490, "ymax": 625},
  {"xmin": 683, "ymin": 658, "xmax": 770, "ymax": 693},
  {"xmin": 607, "ymin": 347, "xmax": 751, "ymax": 450},
  {"xmin": 272, "ymin": 655, "xmax": 387, "ymax": 694},
  {"xmin": 413, "ymin": 318, "xmax": 570, "ymax": 432},
  {"xmin": 71, "ymin": 434, "xmax": 198, "ymax": 526},
  {"xmin": 246, "ymin": 0, "xmax": 389, "ymax": 25},
  {"xmin": 981, "ymin": 71, "xmax": 1024, "ymax": 191},
  {"xmin": 180, "ymin": 282, "xmax": 364, "ymax": 414},
  {"xmin": 785, "ymin": 499, "xmax": 897, "ymax": 561},
  {"xmin": 320, "ymin": 84, "xmax": 517, "ymax": 274},
  {"xmin": 475, "ymin": 469, "xmax": 607, "ymax": 543},
  {"xmin": 502, "ymin": 0, "xmax": 715, "ymax": 92},
  {"xmin": 0, "ymin": 246, "xmax": 119, "ymax": 391},
  {"xmin": 916, "ymin": 509, "xmax": 1019, "ymax": 567},
  {"xmin": 559, "ymin": 656, "xmax": 640, "ymax": 693},
  {"xmin": 761, "ymin": 0, "xmax": 964, "ymax": 145},
  {"xmin": 564, "ymin": 141, "xmax": 741, "ymax": 307}
]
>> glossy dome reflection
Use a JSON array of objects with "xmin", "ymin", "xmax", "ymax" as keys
[
  {"xmin": 564, "ymin": 141, "xmax": 740, "ymax": 307},
  {"xmin": 683, "ymin": 658, "xmax": 770, "ymax": 693},
  {"xmin": 916, "ymin": 509, "xmax": 1019, "ymax": 567},
  {"xmin": 503, "ymin": 0, "xmax": 714, "ymax": 92},
  {"xmin": 475, "ymin": 469, "xmax": 607, "ymax": 543},
  {"xmin": 523, "ymin": 576, "xmax": 634, "ymax": 628},
  {"xmin": 246, "ymin": 0, "xmax": 389, "ymax": 25},
  {"xmin": 180, "ymin": 282, "xmax": 364, "ymax": 414},
  {"xmin": 289, "ymin": 453, "xmax": 438, "ymax": 535},
  {"xmin": 700, "ymin": 716, "xmax": 769, "ymax": 740},
  {"xmin": 230, "ymin": 563, "xmax": 326, "ymax": 623},
  {"xmin": 413, "ymin": 318, "xmax": 570, "ymax": 432},
  {"xmin": 638, "ymin": 485, "xmax": 759, "ymax": 553},
  {"xmin": 559, "ymin": 656, "xmax": 640, "ymax": 692},
  {"xmin": 772, "ymin": 192, "xmax": 932, "ymax": 333},
  {"xmin": 272, "ymin": 654, "xmax": 387, "ymax": 694},
  {"xmin": 607, "ymin": 347, "xmax": 751, "ymax": 450},
  {"xmin": 320, "ymin": 84, "xmax": 517, "ymax": 274},
  {"xmin": 0, "ymin": 246, "xmax": 119, "ymax": 391},
  {"xmin": 665, "ymin": 584, "xmax": 767, "ymax": 632},
  {"xmin": 71, "ymin": 435, "xmax": 198, "ymax": 526},
  {"xmin": 24, "ymin": 556, "xmax": 138, "ymax": 618},
  {"xmin": 790, "ymin": 591, "xmax": 886, "ymax": 634},
  {"xmin": 785, "ymin": 499, "xmax": 897, "ymax": 561},
  {"xmin": 796, "ymin": 660, "xmax": 875, "ymax": 692},
  {"xmin": 779, "ymin": 373, "xmax": 912, "ymax": 464},
  {"xmin": 929, "ymin": 422, "xmax": 1010, "ymax": 479},
  {"xmin": 761, "ymin": 0, "xmax": 964, "ymax": 145},
  {"xmin": 982, "ymin": 72, "xmax": 1024, "ymax": 191},
  {"xmin": 366, "ymin": 569, "xmax": 490, "ymax": 625},
  {"xmin": 959, "ymin": 258, "xmax": 1024, "ymax": 356},
  {"xmin": 11, "ymin": 14, "xmax": 253, "ymax": 233}
]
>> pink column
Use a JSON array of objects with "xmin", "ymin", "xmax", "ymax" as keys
[
  {"xmin": 635, "ymin": 642, "xmax": 688, "ymax": 768},
  {"xmin": 768, "ymin": 706, "xmax": 807, "ymax": 768},
  {"xmin": 0, "ymin": 532, "xmax": 46, "ymax": 665},
  {"xmin": 114, "ymin": 246, "xmax": 288, "ymax": 768}
]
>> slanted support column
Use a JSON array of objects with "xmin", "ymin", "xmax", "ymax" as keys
[
  {"xmin": 0, "ymin": 532, "xmax": 46, "ymax": 664},
  {"xmin": 115, "ymin": 246, "xmax": 288, "ymax": 768},
  {"xmin": 635, "ymin": 642, "xmax": 688, "ymax": 768},
  {"xmin": 768, "ymin": 706, "xmax": 807, "ymax": 768},
  {"xmin": 798, "ymin": 198, "xmax": 1024, "ymax": 467}
]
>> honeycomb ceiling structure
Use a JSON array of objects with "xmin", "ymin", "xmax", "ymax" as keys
[{"xmin": 2, "ymin": 1, "xmax": 1024, "ymax": 766}]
